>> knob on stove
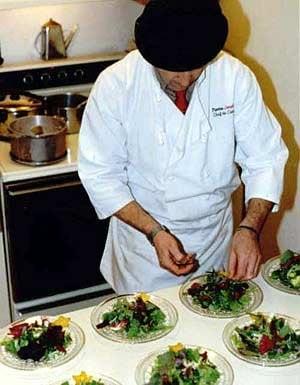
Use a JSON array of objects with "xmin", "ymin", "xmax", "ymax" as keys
[
  {"xmin": 73, "ymin": 68, "xmax": 85, "ymax": 80},
  {"xmin": 40, "ymin": 72, "xmax": 51, "ymax": 84},
  {"xmin": 22, "ymin": 74, "xmax": 34, "ymax": 86},
  {"xmin": 57, "ymin": 70, "xmax": 68, "ymax": 81}
]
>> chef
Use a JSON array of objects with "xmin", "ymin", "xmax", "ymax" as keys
[{"xmin": 78, "ymin": 0, "xmax": 288, "ymax": 294}]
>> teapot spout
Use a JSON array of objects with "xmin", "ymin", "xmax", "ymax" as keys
[{"xmin": 64, "ymin": 24, "xmax": 78, "ymax": 51}]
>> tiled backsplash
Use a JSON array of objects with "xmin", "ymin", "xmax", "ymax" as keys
[{"xmin": 0, "ymin": 0, "xmax": 142, "ymax": 65}]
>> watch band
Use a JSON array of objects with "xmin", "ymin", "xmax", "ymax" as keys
[
  {"xmin": 236, "ymin": 225, "xmax": 259, "ymax": 238},
  {"xmin": 147, "ymin": 224, "xmax": 169, "ymax": 245}
]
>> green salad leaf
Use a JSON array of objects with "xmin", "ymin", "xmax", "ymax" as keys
[
  {"xmin": 147, "ymin": 344, "xmax": 220, "ymax": 385},
  {"xmin": 231, "ymin": 313, "xmax": 300, "ymax": 361},
  {"xmin": 186, "ymin": 271, "xmax": 252, "ymax": 314},
  {"xmin": 96, "ymin": 294, "xmax": 168, "ymax": 339},
  {"xmin": 0, "ymin": 316, "xmax": 72, "ymax": 362},
  {"xmin": 271, "ymin": 250, "xmax": 300, "ymax": 289}
]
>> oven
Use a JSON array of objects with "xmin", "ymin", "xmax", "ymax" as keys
[{"xmin": 0, "ymin": 53, "xmax": 124, "ymax": 322}]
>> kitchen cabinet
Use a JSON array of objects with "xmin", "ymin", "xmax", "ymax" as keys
[{"xmin": 0, "ymin": 0, "xmax": 105, "ymax": 10}]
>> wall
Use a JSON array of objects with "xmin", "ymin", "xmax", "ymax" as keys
[
  {"xmin": 0, "ymin": 0, "xmax": 142, "ymax": 64},
  {"xmin": 221, "ymin": 0, "xmax": 300, "ymax": 257}
]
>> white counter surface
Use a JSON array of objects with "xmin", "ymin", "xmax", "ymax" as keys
[
  {"xmin": 0, "ymin": 134, "xmax": 79, "ymax": 182},
  {"xmin": 0, "ymin": 275, "xmax": 299, "ymax": 385}
]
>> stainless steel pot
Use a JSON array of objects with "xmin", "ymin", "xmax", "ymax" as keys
[
  {"xmin": 0, "ymin": 92, "xmax": 43, "ymax": 141},
  {"xmin": 9, "ymin": 115, "xmax": 67, "ymax": 166},
  {"xmin": 44, "ymin": 93, "xmax": 87, "ymax": 134}
]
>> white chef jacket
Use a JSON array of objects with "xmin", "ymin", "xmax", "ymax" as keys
[{"xmin": 78, "ymin": 50, "xmax": 288, "ymax": 294}]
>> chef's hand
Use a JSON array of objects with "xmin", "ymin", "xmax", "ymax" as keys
[
  {"xmin": 153, "ymin": 231, "xmax": 199, "ymax": 276},
  {"xmin": 228, "ymin": 229, "xmax": 262, "ymax": 280}
]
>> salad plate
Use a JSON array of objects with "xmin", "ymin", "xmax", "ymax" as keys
[
  {"xmin": 179, "ymin": 272, "xmax": 263, "ymax": 318},
  {"xmin": 262, "ymin": 250, "xmax": 300, "ymax": 295},
  {"xmin": 0, "ymin": 315, "xmax": 84, "ymax": 370},
  {"xmin": 51, "ymin": 370, "xmax": 122, "ymax": 385},
  {"xmin": 223, "ymin": 312, "xmax": 300, "ymax": 367},
  {"xmin": 91, "ymin": 293, "xmax": 178, "ymax": 343},
  {"xmin": 135, "ymin": 343, "xmax": 234, "ymax": 385}
]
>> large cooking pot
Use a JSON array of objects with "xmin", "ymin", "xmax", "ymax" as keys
[
  {"xmin": 0, "ymin": 91, "xmax": 43, "ymax": 141},
  {"xmin": 44, "ymin": 93, "xmax": 87, "ymax": 134},
  {"xmin": 9, "ymin": 115, "xmax": 67, "ymax": 166}
]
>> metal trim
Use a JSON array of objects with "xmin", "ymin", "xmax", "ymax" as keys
[
  {"xmin": 8, "ymin": 180, "xmax": 82, "ymax": 196},
  {"xmin": 14, "ymin": 283, "xmax": 111, "ymax": 311}
]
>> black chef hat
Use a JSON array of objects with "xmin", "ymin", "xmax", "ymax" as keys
[{"xmin": 134, "ymin": 0, "xmax": 228, "ymax": 71}]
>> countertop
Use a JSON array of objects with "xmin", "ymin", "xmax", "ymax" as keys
[
  {"xmin": 0, "ymin": 275, "xmax": 299, "ymax": 385},
  {"xmin": 0, "ymin": 134, "xmax": 79, "ymax": 183}
]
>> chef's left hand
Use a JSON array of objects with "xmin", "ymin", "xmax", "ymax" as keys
[{"xmin": 228, "ymin": 229, "xmax": 262, "ymax": 280}]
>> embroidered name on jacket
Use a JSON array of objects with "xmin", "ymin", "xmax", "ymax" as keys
[{"xmin": 212, "ymin": 104, "xmax": 234, "ymax": 117}]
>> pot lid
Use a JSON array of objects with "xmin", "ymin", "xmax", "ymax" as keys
[{"xmin": 0, "ymin": 92, "xmax": 42, "ymax": 111}]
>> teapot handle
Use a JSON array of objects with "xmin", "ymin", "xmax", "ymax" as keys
[{"xmin": 34, "ymin": 31, "xmax": 44, "ymax": 57}]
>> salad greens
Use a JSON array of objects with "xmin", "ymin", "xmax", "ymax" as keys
[
  {"xmin": 231, "ymin": 313, "xmax": 300, "ymax": 360},
  {"xmin": 60, "ymin": 371, "xmax": 104, "ymax": 385},
  {"xmin": 186, "ymin": 271, "xmax": 251, "ymax": 313},
  {"xmin": 146, "ymin": 343, "xmax": 220, "ymax": 385},
  {"xmin": 0, "ymin": 316, "xmax": 72, "ymax": 362},
  {"xmin": 96, "ymin": 293, "xmax": 168, "ymax": 339},
  {"xmin": 271, "ymin": 249, "xmax": 300, "ymax": 289}
]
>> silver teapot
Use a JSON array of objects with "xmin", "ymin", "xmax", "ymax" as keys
[{"xmin": 37, "ymin": 19, "xmax": 78, "ymax": 60}]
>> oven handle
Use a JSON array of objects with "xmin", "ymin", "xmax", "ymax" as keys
[{"xmin": 7, "ymin": 180, "xmax": 82, "ymax": 196}]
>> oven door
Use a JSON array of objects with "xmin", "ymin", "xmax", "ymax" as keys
[{"xmin": 3, "ymin": 172, "xmax": 110, "ymax": 317}]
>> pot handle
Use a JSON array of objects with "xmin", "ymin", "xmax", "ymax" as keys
[{"xmin": 76, "ymin": 100, "xmax": 87, "ymax": 109}]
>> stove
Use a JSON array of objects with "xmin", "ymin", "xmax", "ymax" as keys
[
  {"xmin": 0, "ymin": 52, "xmax": 124, "ymax": 323},
  {"xmin": 0, "ymin": 51, "xmax": 124, "ymax": 96}
]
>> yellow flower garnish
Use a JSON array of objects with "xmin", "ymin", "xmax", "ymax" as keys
[
  {"xmin": 51, "ymin": 315, "xmax": 71, "ymax": 328},
  {"xmin": 72, "ymin": 371, "xmax": 93, "ymax": 385},
  {"xmin": 169, "ymin": 342, "xmax": 184, "ymax": 353},
  {"xmin": 218, "ymin": 271, "xmax": 229, "ymax": 278},
  {"xmin": 138, "ymin": 292, "xmax": 150, "ymax": 302}
]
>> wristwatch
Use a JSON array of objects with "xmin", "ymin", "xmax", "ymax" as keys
[{"xmin": 147, "ymin": 224, "xmax": 169, "ymax": 246}]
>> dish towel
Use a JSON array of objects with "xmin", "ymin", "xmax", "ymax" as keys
[{"xmin": 175, "ymin": 90, "xmax": 188, "ymax": 114}]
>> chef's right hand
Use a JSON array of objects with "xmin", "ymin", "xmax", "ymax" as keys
[{"xmin": 153, "ymin": 231, "xmax": 198, "ymax": 276}]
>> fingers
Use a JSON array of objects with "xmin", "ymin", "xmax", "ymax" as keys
[
  {"xmin": 227, "ymin": 251, "xmax": 237, "ymax": 279},
  {"xmin": 246, "ymin": 252, "xmax": 262, "ymax": 279},
  {"xmin": 229, "ymin": 252, "xmax": 262, "ymax": 280},
  {"xmin": 154, "ymin": 231, "xmax": 198, "ymax": 276},
  {"xmin": 158, "ymin": 255, "xmax": 196, "ymax": 276},
  {"xmin": 244, "ymin": 261, "xmax": 255, "ymax": 280},
  {"xmin": 228, "ymin": 231, "xmax": 263, "ymax": 281},
  {"xmin": 253, "ymin": 255, "xmax": 262, "ymax": 277},
  {"xmin": 171, "ymin": 251, "xmax": 196, "ymax": 265}
]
